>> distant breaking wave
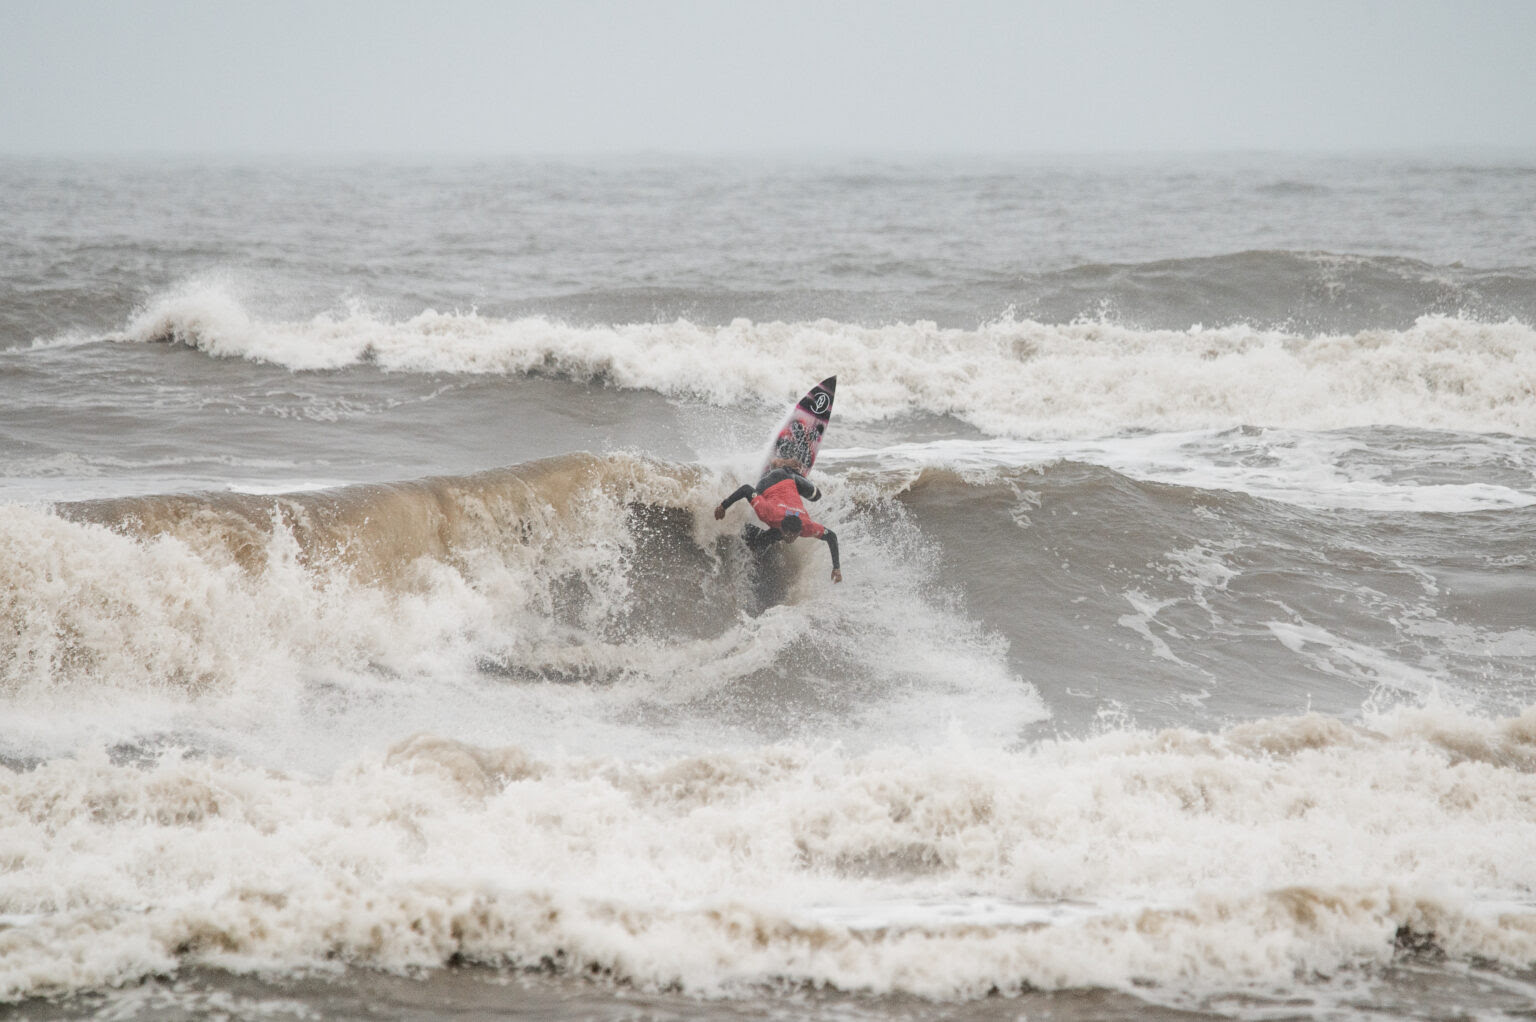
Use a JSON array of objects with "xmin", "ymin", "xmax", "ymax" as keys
[{"xmin": 102, "ymin": 280, "xmax": 1536, "ymax": 438}]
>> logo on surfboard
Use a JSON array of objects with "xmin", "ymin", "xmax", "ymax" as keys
[{"xmin": 811, "ymin": 392, "xmax": 831, "ymax": 415}]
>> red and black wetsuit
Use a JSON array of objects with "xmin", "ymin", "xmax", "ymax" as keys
[{"xmin": 719, "ymin": 468, "xmax": 841, "ymax": 570}]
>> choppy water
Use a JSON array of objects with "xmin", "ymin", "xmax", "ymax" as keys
[{"xmin": 2, "ymin": 153, "xmax": 1535, "ymax": 1020}]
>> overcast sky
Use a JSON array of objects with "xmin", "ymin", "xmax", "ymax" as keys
[{"xmin": 3, "ymin": 0, "xmax": 1534, "ymax": 156}]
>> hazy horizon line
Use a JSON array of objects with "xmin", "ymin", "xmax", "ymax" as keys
[{"xmin": 5, "ymin": 143, "xmax": 1535, "ymax": 163}]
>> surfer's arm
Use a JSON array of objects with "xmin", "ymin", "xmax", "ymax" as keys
[
  {"xmin": 793, "ymin": 474, "xmax": 822, "ymax": 502},
  {"xmin": 714, "ymin": 484, "xmax": 755, "ymax": 519},
  {"xmin": 818, "ymin": 529, "xmax": 841, "ymax": 581}
]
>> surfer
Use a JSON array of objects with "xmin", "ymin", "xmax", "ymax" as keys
[{"xmin": 714, "ymin": 467, "xmax": 842, "ymax": 583}]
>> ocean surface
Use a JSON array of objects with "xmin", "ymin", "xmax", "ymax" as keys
[{"xmin": 2, "ymin": 152, "xmax": 1535, "ymax": 1021}]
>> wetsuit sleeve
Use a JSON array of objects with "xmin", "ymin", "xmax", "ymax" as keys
[
  {"xmin": 719, "ymin": 484, "xmax": 755, "ymax": 510},
  {"xmin": 819, "ymin": 529, "xmax": 840, "ymax": 570},
  {"xmin": 793, "ymin": 474, "xmax": 822, "ymax": 502}
]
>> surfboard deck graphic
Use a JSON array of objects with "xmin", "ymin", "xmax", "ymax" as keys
[{"xmin": 760, "ymin": 376, "xmax": 836, "ymax": 477}]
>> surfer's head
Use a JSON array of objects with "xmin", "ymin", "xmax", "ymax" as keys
[{"xmin": 780, "ymin": 512, "xmax": 804, "ymax": 540}]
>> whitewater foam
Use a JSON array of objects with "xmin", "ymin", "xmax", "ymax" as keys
[
  {"xmin": 107, "ymin": 283, "xmax": 1536, "ymax": 439},
  {"xmin": 2, "ymin": 708, "xmax": 1534, "ymax": 1003}
]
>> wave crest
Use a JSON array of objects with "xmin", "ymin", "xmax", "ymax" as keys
[{"xmin": 2, "ymin": 454, "xmax": 726, "ymax": 697}]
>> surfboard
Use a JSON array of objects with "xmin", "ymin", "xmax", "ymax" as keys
[{"xmin": 759, "ymin": 376, "xmax": 836, "ymax": 477}]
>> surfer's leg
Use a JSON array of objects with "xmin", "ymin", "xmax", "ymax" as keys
[{"xmin": 743, "ymin": 525, "xmax": 789, "ymax": 609}]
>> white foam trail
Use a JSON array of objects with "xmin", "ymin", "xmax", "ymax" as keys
[
  {"xmin": 828, "ymin": 433, "xmax": 1536, "ymax": 512},
  {"xmin": 105, "ymin": 281, "xmax": 1536, "ymax": 438},
  {"xmin": 1267, "ymin": 619, "xmax": 1446, "ymax": 699}
]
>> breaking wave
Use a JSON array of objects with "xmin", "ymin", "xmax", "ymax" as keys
[
  {"xmin": 97, "ymin": 280, "xmax": 1536, "ymax": 438},
  {"xmin": 0, "ymin": 453, "xmax": 1043, "ymax": 759}
]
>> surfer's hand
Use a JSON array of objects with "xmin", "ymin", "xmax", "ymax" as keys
[
  {"xmin": 713, "ymin": 504, "xmax": 725, "ymax": 520},
  {"xmin": 831, "ymin": 569, "xmax": 842, "ymax": 584}
]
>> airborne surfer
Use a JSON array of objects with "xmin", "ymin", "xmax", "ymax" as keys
[{"xmin": 714, "ymin": 463, "xmax": 842, "ymax": 583}]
